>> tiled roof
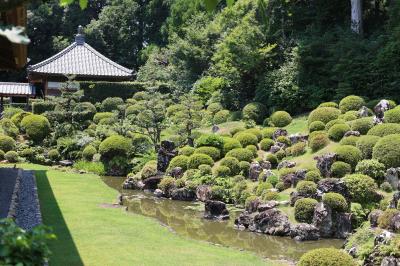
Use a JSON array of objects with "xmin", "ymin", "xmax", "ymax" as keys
[
  {"xmin": 0, "ymin": 82, "xmax": 35, "ymax": 96},
  {"xmin": 28, "ymin": 42, "xmax": 133, "ymax": 78}
]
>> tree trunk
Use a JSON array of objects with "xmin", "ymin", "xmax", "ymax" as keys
[{"xmin": 351, "ymin": 0, "xmax": 363, "ymax": 34}]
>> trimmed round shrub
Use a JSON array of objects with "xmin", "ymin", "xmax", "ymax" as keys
[
  {"xmin": 0, "ymin": 135, "xmax": 15, "ymax": 152},
  {"xmin": 341, "ymin": 111, "xmax": 358, "ymax": 122},
  {"xmin": 20, "ymin": 115, "xmax": 51, "ymax": 143},
  {"xmin": 261, "ymin": 127, "xmax": 278, "ymax": 139},
  {"xmin": 213, "ymin": 110, "xmax": 230, "ymax": 124},
  {"xmin": 220, "ymin": 157, "xmax": 240, "ymax": 175},
  {"xmin": 309, "ymin": 132, "xmax": 329, "ymax": 152},
  {"xmin": 269, "ymin": 111, "xmax": 292, "ymax": 127},
  {"xmin": 331, "ymin": 161, "xmax": 352, "ymax": 178},
  {"xmin": 244, "ymin": 128, "xmax": 263, "ymax": 141},
  {"xmin": 242, "ymin": 102, "xmax": 267, "ymax": 124},
  {"xmin": 101, "ymin": 97, "xmax": 124, "ymax": 112},
  {"xmin": 199, "ymin": 164, "xmax": 212, "ymax": 175},
  {"xmin": 350, "ymin": 117, "xmax": 374, "ymax": 135},
  {"xmin": 260, "ymin": 138, "xmax": 274, "ymax": 151},
  {"xmin": 0, "ymin": 150, "xmax": 5, "ymax": 160},
  {"xmin": 207, "ymin": 103, "xmax": 223, "ymax": 115},
  {"xmin": 276, "ymin": 136, "xmax": 291, "ymax": 146},
  {"xmin": 262, "ymin": 191, "xmax": 279, "ymax": 201},
  {"xmin": 222, "ymin": 138, "xmax": 242, "ymax": 155},
  {"xmin": 5, "ymin": 151, "xmax": 18, "ymax": 163},
  {"xmin": 19, "ymin": 148, "xmax": 34, "ymax": 161},
  {"xmin": 99, "ymin": 135, "xmax": 132, "ymax": 158},
  {"xmin": 0, "ymin": 118, "xmax": 19, "ymax": 138},
  {"xmin": 286, "ymin": 141, "xmax": 307, "ymax": 157},
  {"xmin": 275, "ymin": 150, "xmax": 286, "ymax": 160},
  {"xmin": 195, "ymin": 134, "xmax": 224, "ymax": 150},
  {"xmin": 266, "ymin": 175, "xmax": 279, "ymax": 187},
  {"xmin": 296, "ymin": 181, "xmax": 317, "ymax": 195},
  {"xmin": 328, "ymin": 123, "xmax": 350, "ymax": 141},
  {"xmin": 380, "ymin": 182, "xmax": 393, "ymax": 193},
  {"xmin": 323, "ymin": 192, "xmax": 348, "ymax": 212},
  {"xmin": 11, "ymin": 111, "xmax": 32, "ymax": 128},
  {"xmin": 213, "ymin": 165, "xmax": 231, "ymax": 177},
  {"xmin": 339, "ymin": 136, "xmax": 359, "ymax": 146},
  {"xmin": 265, "ymin": 153, "xmax": 278, "ymax": 167},
  {"xmin": 245, "ymin": 145, "xmax": 258, "ymax": 157},
  {"xmin": 372, "ymin": 134, "xmax": 400, "ymax": 168},
  {"xmin": 335, "ymin": 145, "xmax": 362, "ymax": 168},
  {"xmin": 309, "ymin": 121, "xmax": 325, "ymax": 133},
  {"xmin": 308, "ymin": 107, "xmax": 341, "ymax": 125},
  {"xmin": 339, "ymin": 95, "xmax": 365, "ymax": 113},
  {"xmin": 141, "ymin": 161, "xmax": 157, "ymax": 179},
  {"xmin": 239, "ymin": 161, "xmax": 250, "ymax": 177},
  {"xmin": 82, "ymin": 145, "xmax": 96, "ymax": 161},
  {"xmin": 356, "ymin": 135, "xmax": 380, "ymax": 159},
  {"xmin": 367, "ymin": 123, "xmax": 400, "ymax": 137},
  {"xmin": 194, "ymin": 146, "xmax": 221, "ymax": 161},
  {"xmin": 234, "ymin": 132, "xmax": 258, "ymax": 147},
  {"xmin": 125, "ymin": 105, "xmax": 142, "ymax": 117},
  {"xmin": 72, "ymin": 102, "xmax": 97, "ymax": 122},
  {"xmin": 378, "ymin": 209, "xmax": 400, "ymax": 231},
  {"xmin": 383, "ymin": 107, "xmax": 400, "ymax": 123},
  {"xmin": 275, "ymin": 181, "xmax": 285, "ymax": 192},
  {"xmin": 318, "ymin": 102, "xmax": 338, "ymax": 108},
  {"xmin": 294, "ymin": 198, "xmax": 318, "ymax": 223},
  {"xmin": 298, "ymin": 248, "xmax": 356, "ymax": 266},
  {"xmin": 355, "ymin": 159, "xmax": 385, "ymax": 181},
  {"xmin": 168, "ymin": 155, "xmax": 189, "ymax": 171},
  {"xmin": 187, "ymin": 153, "xmax": 213, "ymax": 169},
  {"xmin": 343, "ymin": 174, "xmax": 378, "ymax": 204},
  {"xmin": 229, "ymin": 127, "xmax": 245, "ymax": 136},
  {"xmin": 158, "ymin": 177, "xmax": 176, "ymax": 194},
  {"xmin": 93, "ymin": 112, "xmax": 115, "ymax": 124},
  {"xmin": 178, "ymin": 146, "xmax": 195, "ymax": 156},
  {"xmin": 325, "ymin": 119, "xmax": 346, "ymax": 131},
  {"xmin": 48, "ymin": 149, "xmax": 60, "ymax": 161},
  {"xmin": 305, "ymin": 170, "xmax": 321, "ymax": 182},
  {"xmin": 225, "ymin": 148, "xmax": 254, "ymax": 162},
  {"xmin": 255, "ymin": 182, "xmax": 273, "ymax": 196}
]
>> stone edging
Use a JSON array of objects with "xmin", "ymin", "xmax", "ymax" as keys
[{"xmin": 7, "ymin": 169, "xmax": 22, "ymax": 220}]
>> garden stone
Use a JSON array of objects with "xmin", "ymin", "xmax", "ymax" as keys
[
  {"xmin": 290, "ymin": 223, "xmax": 320, "ymax": 241},
  {"xmin": 171, "ymin": 188, "xmax": 196, "ymax": 201},
  {"xmin": 157, "ymin": 140, "xmax": 177, "ymax": 173},
  {"xmin": 358, "ymin": 106, "xmax": 369, "ymax": 117},
  {"xmin": 389, "ymin": 191, "xmax": 400, "ymax": 209},
  {"xmin": 170, "ymin": 167, "xmax": 183, "ymax": 179},
  {"xmin": 317, "ymin": 178, "xmax": 351, "ymax": 203},
  {"xmin": 373, "ymin": 99, "xmax": 391, "ymax": 124},
  {"xmin": 154, "ymin": 189, "xmax": 163, "ymax": 198},
  {"xmin": 369, "ymin": 210, "xmax": 383, "ymax": 227},
  {"xmin": 211, "ymin": 125, "xmax": 220, "ymax": 133},
  {"xmin": 142, "ymin": 175, "xmax": 163, "ymax": 190},
  {"xmin": 281, "ymin": 173, "xmax": 295, "ymax": 189},
  {"xmin": 59, "ymin": 160, "xmax": 73, "ymax": 166},
  {"xmin": 312, "ymin": 202, "xmax": 333, "ymax": 238},
  {"xmin": 196, "ymin": 185, "xmax": 212, "ymax": 202},
  {"xmin": 204, "ymin": 200, "xmax": 229, "ymax": 220},
  {"xmin": 234, "ymin": 211, "xmax": 252, "ymax": 229},
  {"xmin": 269, "ymin": 145, "xmax": 281, "ymax": 154},
  {"xmin": 246, "ymin": 197, "xmax": 261, "ymax": 213},
  {"xmin": 272, "ymin": 129, "xmax": 288, "ymax": 140},
  {"xmin": 381, "ymin": 256, "xmax": 400, "ymax": 266},
  {"xmin": 289, "ymin": 191, "xmax": 318, "ymax": 207},
  {"xmin": 277, "ymin": 160, "xmax": 296, "ymax": 170},
  {"xmin": 333, "ymin": 212, "xmax": 352, "ymax": 239},
  {"xmin": 375, "ymin": 230, "xmax": 394, "ymax": 246},
  {"xmin": 260, "ymin": 160, "xmax": 271, "ymax": 170},
  {"xmin": 122, "ymin": 177, "xmax": 141, "ymax": 190},
  {"xmin": 388, "ymin": 213, "xmax": 400, "ymax": 233},
  {"xmin": 258, "ymin": 169, "xmax": 273, "ymax": 182},
  {"xmin": 385, "ymin": 168, "xmax": 400, "ymax": 190},
  {"xmin": 257, "ymin": 201, "xmax": 278, "ymax": 212},
  {"xmin": 344, "ymin": 130, "xmax": 360, "ymax": 137},
  {"xmin": 249, "ymin": 162, "xmax": 262, "ymax": 181},
  {"xmin": 252, "ymin": 208, "xmax": 291, "ymax": 236},
  {"xmin": 314, "ymin": 153, "xmax": 337, "ymax": 177},
  {"xmin": 288, "ymin": 134, "xmax": 308, "ymax": 144},
  {"xmin": 292, "ymin": 169, "xmax": 307, "ymax": 186}
]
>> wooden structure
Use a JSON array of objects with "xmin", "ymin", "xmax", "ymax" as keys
[
  {"xmin": 28, "ymin": 26, "xmax": 133, "ymax": 97},
  {"xmin": 0, "ymin": 4, "xmax": 28, "ymax": 70},
  {"xmin": 0, "ymin": 82, "xmax": 35, "ymax": 115}
]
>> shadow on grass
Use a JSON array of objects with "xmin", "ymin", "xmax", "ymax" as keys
[{"xmin": 35, "ymin": 170, "xmax": 84, "ymax": 266}]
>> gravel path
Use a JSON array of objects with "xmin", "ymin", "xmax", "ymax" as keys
[{"xmin": 0, "ymin": 168, "xmax": 18, "ymax": 218}]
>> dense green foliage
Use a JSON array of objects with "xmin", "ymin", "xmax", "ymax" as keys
[
  {"xmin": 268, "ymin": 111, "xmax": 292, "ymax": 127},
  {"xmin": 21, "ymin": 115, "xmax": 51, "ymax": 143},
  {"xmin": 335, "ymin": 145, "xmax": 362, "ymax": 168},
  {"xmin": 294, "ymin": 198, "xmax": 318, "ymax": 223},
  {"xmin": 372, "ymin": 134, "xmax": 400, "ymax": 168},
  {"xmin": 298, "ymin": 248, "xmax": 356, "ymax": 266},
  {"xmin": 343, "ymin": 174, "xmax": 378, "ymax": 205},
  {"xmin": 322, "ymin": 193, "xmax": 348, "ymax": 212}
]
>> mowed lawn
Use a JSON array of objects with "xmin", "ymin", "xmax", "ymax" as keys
[{"xmin": 11, "ymin": 164, "xmax": 275, "ymax": 266}]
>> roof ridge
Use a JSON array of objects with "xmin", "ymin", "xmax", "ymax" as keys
[
  {"xmin": 0, "ymin": 82, "xmax": 29, "ymax": 85},
  {"xmin": 29, "ymin": 43, "xmax": 78, "ymax": 71}
]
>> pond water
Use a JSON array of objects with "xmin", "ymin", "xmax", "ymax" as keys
[{"xmin": 102, "ymin": 176, "xmax": 344, "ymax": 263}]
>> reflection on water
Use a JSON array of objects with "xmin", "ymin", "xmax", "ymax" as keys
[{"xmin": 102, "ymin": 176, "xmax": 344, "ymax": 262}]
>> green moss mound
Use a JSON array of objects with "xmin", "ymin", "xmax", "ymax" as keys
[
  {"xmin": 328, "ymin": 123, "xmax": 350, "ymax": 141},
  {"xmin": 0, "ymin": 135, "xmax": 16, "ymax": 152},
  {"xmin": 298, "ymin": 248, "xmax": 356, "ymax": 266},
  {"xmin": 20, "ymin": 114, "xmax": 51, "ymax": 143},
  {"xmin": 356, "ymin": 135, "xmax": 380, "ymax": 159},
  {"xmin": 308, "ymin": 107, "xmax": 341, "ymax": 125},
  {"xmin": 325, "ymin": 119, "xmax": 346, "ymax": 131},
  {"xmin": 339, "ymin": 95, "xmax": 365, "ymax": 113},
  {"xmin": 187, "ymin": 153, "xmax": 214, "ymax": 169},
  {"xmin": 339, "ymin": 136, "xmax": 359, "ymax": 146},
  {"xmin": 309, "ymin": 121, "xmax": 325, "ymax": 133},
  {"xmin": 384, "ymin": 107, "xmax": 400, "ymax": 123},
  {"xmin": 372, "ymin": 134, "xmax": 400, "ymax": 168},
  {"xmin": 269, "ymin": 111, "xmax": 292, "ymax": 127},
  {"xmin": 309, "ymin": 132, "xmax": 329, "ymax": 152},
  {"xmin": 99, "ymin": 135, "xmax": 132, "ymax": 158},
  {"xmin": 294, "ymin": 198, "xmax": 318, "ymax": 223},
  {"xmin": 322, "ymin": 192, "xmax": 348, "ymax": 212},
  {"xmin": 225, "ymin": 148, "xmax": 254, "ymax": 162},
  {"xmin": 335, "ymin": 145, "xmax": 362, "ymax": 168},
  {"xmin": 343, "ymin": 174, "xmax": 378, "ymax": 205},
  {"xmin": 367, "ymin": 123, "xmax": 400, "ymax": 137}
]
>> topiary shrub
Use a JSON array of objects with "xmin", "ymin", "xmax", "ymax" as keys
[
  {"xmin": 265, "ymin": 153, "xmax": 278, "ymax": 167},
  {"xmin": 308, "ymin": 107, "xmax": 341, "ymax": 125},
  {"xmin": 242, "ymin": 102, "xmax": 267, "ymax": 124},
  {"xmin": 19, "ymin": 148, "xmax": 34, "ymax": 161},
  {"xmin": 286, "ymin": 141, "xmax": 306, "ymax": 157},
  {"xmin": 0, "ymin": 118, "xmax": 18, "ymax": 138},
  {"xmin": 101, "ymin": 97, "xmax": 124, "ymax": 112},
  {"xmin": 276, "ymin": 136, "xmax": 291, "ymax": 146},
  {"xmin": 195, "ymin": 134, "xmax": 224, "ymax": 150},
  {"xmin": 318, "ymin": 102, "xmax": 338, "ymax": 108},
  {"xmin": 178, "ymin": 146, "xmax": 195, "ymax": 156},
  {"xmin": 380, "ymin": 182, "xmax": 393, "ymax": 193},
  {"xmin": 305, "ymin": 170, "xmax": 321, "ymax": 182},
  {"xmin": 213, "ymin": 109, "xmax": 230, "ymax": 124},
  {"xmin": 260, "ymin": 138, "xmax": 274, "ymax": 151},
  {"xmin": 276, "ymin": 149, "xmax": 287, "ymax": 160},
  {"xmin": 11, "ymin": 111, "xmax": 32, "ymax": 129},
  {"xmin": 246, "ymin": 145, "xmax": 258, "ymax": 157},
  {"xmin": 309, "ymin": 121, "xmax": 325, "ymax": 133},
  {"xmin": 158, "ymin": 177, "xmax": 176, "ymax": 195},
  {"xmin": 356, "ymin": 135, "xmax": 380, "ymax": 159},
  {"xmin": 244, "ymin": 128, "xmax": 263, "ymax": 141},
  {"xmin": 72, "ymin": 102, "xmax": 97, "ymax": 122},
  {"xmin": 378, "ymin": 209, "xmax": 400, "ymax": 232},
  {"xmin": 0, "ymin": 135, "xmax": 16, "ymax": 152},
  {"xmin": 296, "ymin": 181, "xmax": 317, "ymax": 195},
  {"xmin": 5, "ymin": 151, "xmax": 18, "ymax": 163},
  {"xmin": 269, "ymin": 111, "xmax": 292, "ymax": 127},
  {"xmin": 20, "ymin": 114, "xmax": 51, "ymax": 143},
  {"xmin": 187, "ymin": 153, "xmax": 213, "ymax": 169},
  {"xmin": 335, "ymin": 145, "xmax": 362, "ymax": 169},
  {"xmin": 239, "ymin": 161, "xmax": 250, "ymax": 177},
  {"xmin": 325, "ymin": 119, "xmax": 346, "ymax": 131},
  {"xmin": 367, "ymin": 123, "xmax": 400, "ymax": 137},
  {"xmin": 261, "ymin": 127, "xmax": 278, "ymax": 139},
  {"xmin": 355, "ymin": 159, "xmax": 385, "ymax": 182},
  {"xmin": 372, "ymin": 134, "xmax": 400, "ymax": 168},
  {"xmin": 339, "ymin": 136, "xmax": 359, "ymax": 146},
  {"xmin": 343, "ymin": 174, "xmax": 378, "ymax": 205},
  {"xmin": 262, "ymin": 191, "xmax": 279, "ymax": 201},
  {"xmin": 322, "ymin": 192, "xmax": 348, "ymax": 212},
  {"xmin": 229, "ymin": 127, "xmax": 245, "ymax": 136},
  {"xmin": 298, "ymin": 248, "xmax": 356, "ymax": 266},
  {"xmin": 331, "ymin": 161, "xmax": 352, "ymax": 178},
  {"xmin": 309, "ymin": 132, "xmax": 329, "ymax": 152},
  {"xmin": 141, "ymin": 161, "xmax": 157, "ymax": 179},
  {"xmin": 207, "ymin": 102, "xmax": 223, "ymax": 115},
  {"xmin": 350, "ymin": 117, "xmax": 374, "ymax": 135},
  {"xmin": 339, "ymin": 95, "xmax": 365, "ymax": 113},
  {"xmin": 194, "ymin": 146, "xmax": 221, "ymax": 161},
  {"xmin": 234, "ymin": 132, "xmax": 258, "ymax": 147},
  {"xmin": 198, "ymin": 164, "xmax": 212, "ymax": 175},
  {"xmin": 82, "ymin": 145, "xmax": 96, "ymax": 161},
  {"xmin": 48, "ymin": 149, "xmax": 60, "ymax": 161},
  {"xmin": 220, "ymin": 157, "xmax": 240, "ymax": 175},
  {"xmin": 225, "ymin": 148, "xmax": 254, "ymax": 162},
  {"xmin": 275, "ymin": 181, "xmax": 285, "ymax": 191},
  {"xmin": 328, "ymin": 123, "xmax": 350, "ymax": 141},
  {"xmin": 99, "ymin": 135, "xmax": 132, "ymax": 158},
  {"xmin": 214, "ymin": 165, "xmax": 231, "ymax": 177},
  {"xmin": 0, "ymin": 150, "xmax": 5, "ymax": 160},
  {"xmin": 32, "ymin": 101, "xmax": 56, "ymax": 114},
  {"xmin": 384, "ymin": 107, "xmax": 400, "ymax": 123},
  {"xmin": 266, "ymin": 175, "xmax": 279, "ymax": 187},
  {"xmin": 222, "ymin": 138, "xmax": 242, "ymax": 155},
  {"xmin": 341, "ymin": 111, "xmax": 358, "ymax": 122},
  {"xmin": 93, "ymin": 112, "xmax": 116, "ymax": 124},
  {"xmin": 294, "ymin": 198, "xmax": 318, "ymax": 223}
]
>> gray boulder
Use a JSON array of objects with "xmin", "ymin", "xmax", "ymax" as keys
[
  {"xmin": 234, "ymin": 211, "xmax": 252, "ymax": 229},
  {"xmin": 245, "ymin": 197, "xmax": 262, "ymax": 213},
  {"xmin": 170, "ymin": 167, "xmax": 183, "ymax": 179},
  {"xmin": 257, "ymin": 201, "xmax": 278, "ymax": 212},
  {"xmin": 252, "ymin": 208, "xmax": 291, "ymax": 236},
  {"xmin": 277, "ymin": 160, "xmax": 296, "ymax": 170},
  {"xmin": 171, "ymin": 188, "xmax": 196, "ymax": 201},
  {"xmin": 314, "ymin": 153, "xmax": 337, "ymax": 177},
  {"xmin": 317, "ymin": 178, "xmax": 351, "ymax": 203},
  {"xmin": 312, "ymin": 202, "xmax": 333, "ymax": 238},
  {"xmin": 333, "ymin": 212, "xmax": 352, "ymax": 239},
  {"xmin": 204, "ymin": 200, "xmax": 229, "ymax": 220},
  {"xmin": 249, "ymin": 162, "xmax": 262, "ymax": 181},
  {"xmin": 369, "ymin": 210, "xmax": 383, "ymax": 227},
  {"xmin": 196, "ymin": 185, "xmax": 212, "ymax": 202},
  {"xmin": 157, "ymin": 140, "xmax": 177, "ymax": 172},
  {"xmin": 290, "ymin": 223, "xmax": 320, "ymax": 241},
  {"xmin": 385, "ymin": 168, "xmax": 400, "ymax": 191},
  {"xmin": 272, "ymin": 129, "xmax": 288, "ymax": 140},
  {"xmin": 389, "ymin": 191, "xmax": 400, "ymax": 209}
]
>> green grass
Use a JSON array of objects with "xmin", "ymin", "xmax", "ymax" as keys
[
  {"xmin": 9, "ymin": 163, "xmax": 279, "ymax": 266},
  {"xmin": 284, "ymin": 115, "xmax": 308, "ymax": 135}
]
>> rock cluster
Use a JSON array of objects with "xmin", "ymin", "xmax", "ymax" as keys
[
  {"xmin": 204, "ymin": 200, "xmax": 229, "ymax": 220},
  {"xmin": 157, "ymin": 140, "xmax": 177, "ymax": 172},
  {"xmin": 385, "ymin": 168, "xmax": 400, "ymax": 190},
  {"xmin": 314, "ymin": 153, "xmax": 337, "ymax": 177}
]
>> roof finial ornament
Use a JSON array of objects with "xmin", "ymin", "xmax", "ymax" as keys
[{"xmin": 75, "ymin": 25, "xmax": 85, "ymax": 45}]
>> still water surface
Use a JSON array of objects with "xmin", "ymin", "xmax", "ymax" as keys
[{"xmin": 102, "ymin": 176, "xmax": 344, "ymax": 262}]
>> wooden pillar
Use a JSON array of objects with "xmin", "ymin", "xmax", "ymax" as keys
[{"xmin": 0, "ymin": 96, "xmax": 3, "ymax": 119}]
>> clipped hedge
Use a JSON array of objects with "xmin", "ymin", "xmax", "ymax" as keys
[
  {"xmin": 322, "ymin": 192, "xmax": 348, "ymax": 212},
  {"xmin": 318, "ymin": 102, "xmax": 338, "ymax": 108},
  {"xmin": 372, "ymin": 134, "xmax": 400, "ymax": 168},
  {"xmin": 225, "ymin": 148, "xmax": 254, "ymax": 162},
  {"xmin": 309, "ymin": 121, "xmax": 325, "ymax": 133},
  {"xmin": 343, "ymin": 174, "xmax": 378, "ymax": 204},
  {"xmin": 335, "ymin": 145, "xmax": 362, "ymax": 169},
  {"xmin": 11, "ymin": 111, "xmax": 32, "ymax": 128},
  {"xmin": 350, "ymin": 117, "xmax": 374, "ymax": 135},
  {"xmin": 260, "ymin": 138, "xmax": 274, "ymax": 151},
  {"xmin": 220, "ymin": 157, "xmax": 240, "ymax": 175},
  {"xmin": 101, "ymin": 97, "xmax": 124, "ymax": 112},
  {"xmin": 296, "ymin": 181, "xmax": 317, "ymax": 195},
  {"xmin": 222, "ymin": 138, "xmax": 242, "ymax": 155},
  {"xmin": 178, "ymin": 146, "xmax": 195, "ymax": 156},
  {"xmin": 305, "ymin": 170, "xmax": 321, "ymax": 182},
  {"xmin": 195, "ymin": 134, "xmax": 224, "ymax": 150},
  {"xmin": 20, "ymin": 115, "xmax": 51, "ymax": 143},
  {"xmin": 328, "ymin": 123, "xmax": 350, "ymax": 141},
  {"xmin": 82, "ymin": 145, "xmax": 97, "ymax": 161},
  {"xmin": 168, "ymin": 155, "xmax": 189, "ymax": 171},
  {"xmin": 194, "ymin": 146, "xmax": 221, "ymax": 161},
  {"xmin": 0, "ymin": 135, "xmax": 15, "ymax": 152},
  {"xmin": 234, "ymin": 132, "xmax": 258, "ymax": 147},
  {"xmin": 213, "ymin": 110, "xmax": 230, "ymax": 124},
  {"xmin": 367, "ymin": 123, "xmax": 400, "ymax": 137},
  {"xmin": 5, "ymin": 151, "xmax": 18, "ymax": 163},
  {"xmin": 99, "ymin": 135, "xmax": 132, "ymax": 158},
  {"xmin": 187, "ymin": 153, "xmax": 214, "ymax": 169},
  {"xmin": 261, "ymin": 127, "xmax": 278, "ymax": 139},
  {"xmin": 339, "ymin": 95, "xmax": 365, "ymax": 113},
  {"xmin": 242, "ymin": 102, "xmax": 267, "ymax": 124},
  {"xmin": 356, "ymin": 135, "xmax": 380, "ymax": 159},
  {"xmin": 244, "ymin": 128, "xmax": 263, "ymax": 141},
  {"xmin": 325, "ymin": 119, "xmax": 346, "ymax": 131},
  {"xmin": 93, "ymin": 112, "xmax": 116, "ymax": 124},
  {"xmin": 214, "ymin": 165, "xmax": 231, "ymax": 177},
  {"xmin": 308, "ymin": 107, "xmax": 341, "ymax": 125},
  {"xmin": 339, "ymin": 136, "xmax": 359, "ymax": 146},
  {"xmin": 331, "ymin": 161, "xmax": 352, "ymax": 178},
  {"xmin": 294, "ymin": 198, "xmax": 318, "ymax": 223},
  {"xmin": 383, "ymin": 107, "xmax": 400, "ymax": 123},
  {"xmin": 298, "ymin": 248, "xmax": 356, "ymax": 266},
  {"xmin": 32, "ymin": 101, "xmax": 56, "ymax": 114},
  {"xmin": 309, "ymin": 132, "xmax": 329, "ymax": 152},
  {"xmin": 269, "ymin": 111, "xmax": 292, "ymax": 127},
  {"xmin": 355, "ymin": 159, "xmax": 385, "ymax": 181}
]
